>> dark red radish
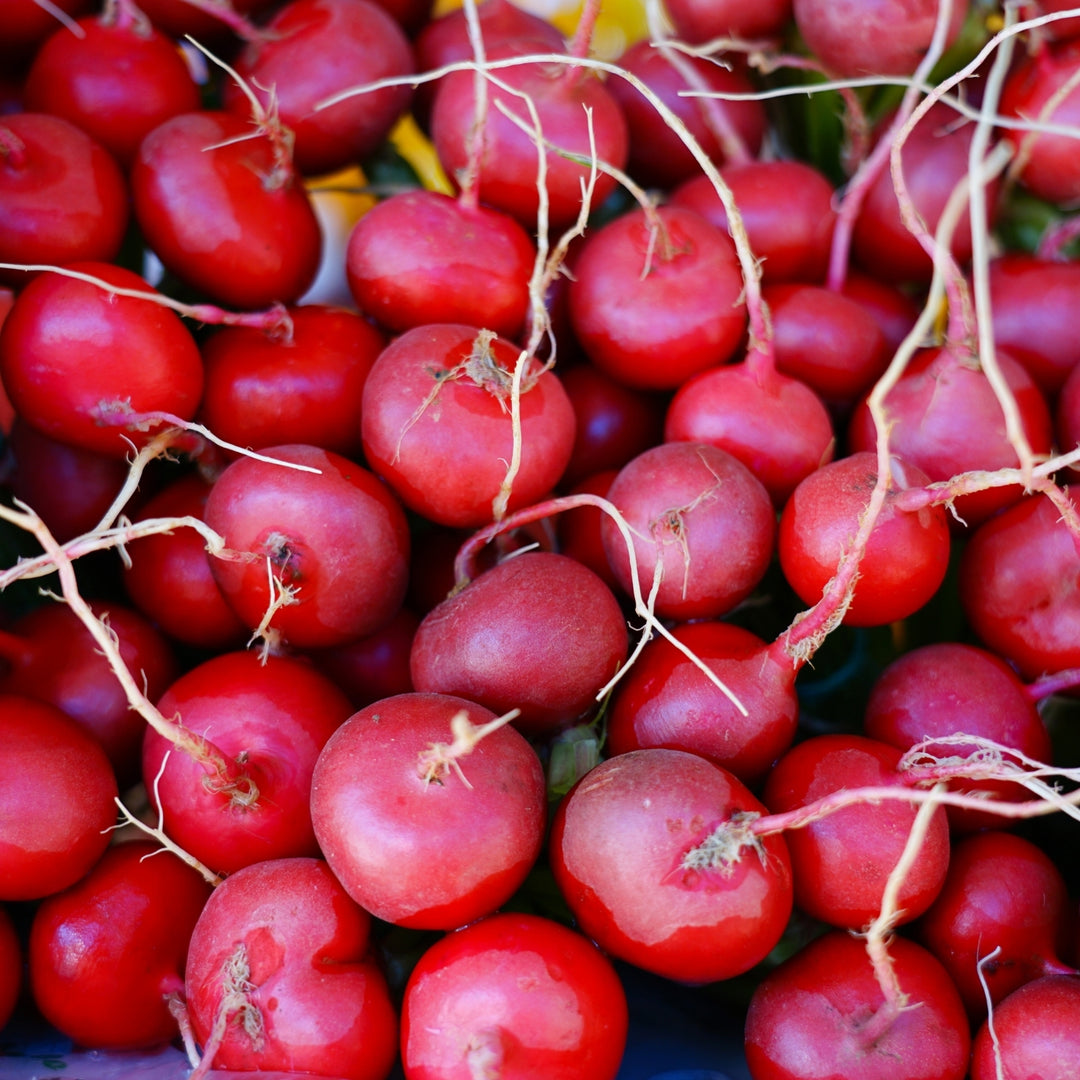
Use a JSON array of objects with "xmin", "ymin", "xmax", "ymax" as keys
[
  {"xmin": 184, "ymin": 857, "xmax": 398, "ymax": 1079},
  {"xmin": 916, "ymin": 831, "xmax": 1076, "ymax": 1019},
  {"xmin": 851, "ymin": 102, "xmax": 999, "ymax": 284},
  {"xmin": 777, "ymin": 451, "xmax": 950, "ymax": 627},
  {"xmin": 0, "ymin": 261, "xmax": 204, "ymax": 458},
  {"xmin": 311, "ymin": 692, "xmax": 546, "ymax": 929},
  {"xmin": 792, "ymin": 0, "xmax": 968, "ymax": 77},
  {"xmin": 430, "ymin": 39, "xmax": 629, "ymax": 230},
  {"xmin": 6, "ymin": 418, "xmax": 129, "ymax": 544},
  {"xmin": 663, "ymin": 355, "xmax": 836, "ymax": 507},
  {"xmin": 0, "ymin": 905, "xmax": 19, "ymax": 1032},
  {"xmin": 567, "ymin": 205, "xmax": 747, "ymax": 391},
  {"xmin": 663, "ymin": 0, "xmax": 793, "ymax": 41},
  {"xmin": 0, "ymin": 0, "xmax": 94, "ymax": 61},
  {"xmin": 360, "ymin": 324, "xmax": 575, "ymax": 528},
  {"xmin": 606, "ymin": 40, "xmax": 766, "ymax": 190},
  {"xmin": 558, "ymin": 362, "xmax": 665, "ymax": 489},
  {"xmin": 0, "ymin": 113, "xmax": 128, "ymax": 282},
  {"xmin": 143, "ymin": 650, "xmax": 354, "ymax": 875},
  {"xmin": 555, "ymin": 469, "xmax": 622, "ymax": 592},
  {"xmin": 22, "ymin": 11, "xmax": 201, "ymax": 168},
  {"xmin": 28, "ymin": 840, "xmax": 212, "ymax": 1050},
  {"xmin": 122, "ymin": 472, "xmax": 250, "ymax": 653},
  {"xmin": 130, "ymin": 0, "xmax": 277, "ymax": 45},
  {"xmin": 840, "ymin": 269, "xmax": 921, "ymax": 353},
  {"xmin": 410, "ymin": 550, "xmax": 628, "ymax": 736},
  {"xmin": 670, "ymin": 159, "xmax": 837, "ymax": 285},
  {"xmin": 550, "ymin": 747, "xmax": 794, "ymax": 984},
  {"xmin": 1000, "ymin": 38, "xmax": 1080, "ymax": 207},
  {"xmin": 198, "ymin": 304, "xmax": 384, "ymax": 459},
  {"xmin": 400, "ymin": 912, "xmax": 628, "ymax": 1080},
  {"xmin": 969, "ymin": 975, "xmax": 1080, "ymax": 1080},
  {"xmin": 744, "ymin": 930, "xmax": 971, "ymax": 1080},
  {"xmin": 763, "ymin": 281, "xmax": 891, "ymax": 408},
  {"xmin": 847, "ymin": 344, "xmax": 1054, "ymax": 528},
  {"xmin": 0, "ymin": 694, "xmax": 118, "ymax": 902},
  {"xmin": 762, "ymin": 733, "xmax": 951, "ymax": 930},
  {"xmin": 606, "ymin": 620, "xmax": 799, "ymax": 788},
  {"xmin": 0, "ymin": 600, "xmax": 177, "ymax": 790},
  {"xmin": 344, "ymin": 188, "xmax": 535, "ymax": 338},
  {"xmin": 864, "ymin": 641, "xmax": 1054, "ymax": 831},
  {"xmin": 958, "ymin": 489, "xmax": 1080, "ymax": 681},
  {"xmin": 369, "ymin": 0, "xmax": 433, "ymax": 34},
  {"xmin": 599, "ymin": 442, "xmax": 776, "ymax": 621},
  {"xmin": 131, "ymin": 110, "xmax": 322, "ymax": 310},
  {"xmin": 1056, "ymin": 355, "xmax": 1080, "ymax": 475},
  {"xmin": 204, "ymin": 444, "xmax": 410, "ymax": 650},
  {"xmin": 222, "ymin": 0, "xmax": 415, "ymax": 178}
]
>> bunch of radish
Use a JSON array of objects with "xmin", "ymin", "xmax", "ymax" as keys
[{"xmin": 4, "ymin": 0, "xmax": 1080, "ymax": 1077}]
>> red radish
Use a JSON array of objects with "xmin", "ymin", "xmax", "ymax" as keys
[
  {"xmin": 204, "ymin": 444, "xmax": 411, "ymax": 650},
  {"xmin": 430, "ymin": 39, "xmax": 629, "ymax": 231},
  {"xmin": 198, "ymin": 304, "xmax": 385, "ymax": 459},
  {"xmin": 916, "ymin": 831, "xmax": 1076, "ymax": 1019},
  {"xmin": 599, "ymin": 442, "xmax": 776, "ymax": 621},
  {"xmin": 143, "ymin": 650, "xmax": 354, "ymax": 874},
  {"xmin": 792, "ymin": 0, "xmax": 968, "ymax": 77},
  {"xmin": 663, "ymin": 0, "xmax": 793, "ymax": 43},
  {"xmin": 1056, "ymin": 355, "xmax": 1080, "ymax": 474},
  {"xmin": 0, "ymin": 261, "xmax": 204, "ymax": 458},
  {"xmin": 122, "ymin": 472, "xmax": 250, "ymax": 653},
  {"xmin": 409, "ymin": 550, "xmax": 628, "ymax": 736},
  {"xmin": 847, "ymin": 344, "xmax": 1054, "ymax": 528},
  {"xmin": 761, "ymin": 733, "xmax": 951, "ymax": 930},
  {"xmin": 131, "ymin": 110, "xmax": 322, "ymax": 311},
  {"xmin": 223, "ymin": 0, "xmax": 415, "ymax": 178},
  {"xmin": 1, "ymin": 0, "xmax": 94, "ymax": 61},
  {"xmin": 0, "ymin": 113, "xmax": 128, "ymax": 281},
  {"xmin": 0, "ymin": 600, "xmax": 177, "ymax": 790},
  {"xmin": 958, "ymin": 489, "xmax": 1080, "ymax": 681},
  {"xmin": 360, "ymin": 324, "xmax": 575, "ymax": 528},
  {"xmin": 369, "ymin": 0, "xmax": 433, "ymax": 34},
  {"xmin": 606, "ymin": 41, "xmax": 766, "ymax": 190},
  {"xmin": 130, "ymin": 0, "xmax": 277, "ymax": 44},
  {"xmin": 400, "ymin": 912, "xmax": 628, "ymax": 1080},
  {"xmin": 840, "ymin": 269, "xmax": 921, "ymax": 353},
  {"xmin": 184, "ymin": 857, "xmax": 398, "ymax": 1079},
  {"xmin": 778, "ymin": 452, "xmax": 951, "ymax": 627},
  {"xmin": 0, "ymin": 694, "xmax": 118, "ymax": 901},
  {"xmin": 28, "ymin": 840, "xmax": 212, "ymax": 1050},
  {"xmin": 550, "ymin": 747, "xmax": 794, "ymax": 984},
  {"xmin": 0, "ymin": 904, "xmax": 19, "ymax": 1032},
  {"xmin": 22, "ymin": 10, "xmax": 201, "ymax": 168},
  {"xmin": 744, "ymin": 930, "xmax": 971, "ymax": 1080},
  {"xmin": 567, "ymin": 205, "xmax": 748, "ymax": 391},
  {"xmin": 863, "ymin": 641, "xmax": 1054, "ymax": 831},
  {"xmin": 670, "ymin": 159, "xmax": 838, "ymax": 285},
  {"xmin": 345, "ymin": 188, "xmax": 536, "ymax": 338},
  {"xmin": 555, "ymin": 468, "xmax": 622, "ymax": 591},
  {"xmin": 969, "ymin": 975, "xmax": 1080, "ymax": 1080},
  {"xmin": 605, "ymin": 620, "xmax": 799, "ymax": 788},
  {"xmin": 310, "ymin": 691, "xmax": 545, "ymax": 929}
]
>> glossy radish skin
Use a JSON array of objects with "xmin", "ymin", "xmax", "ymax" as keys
[
  {"xmin": 143, "ymin": 651, "xmax": 354, "ymax": 875},
  {"xmin": 762, "ymin": 734, "xmax": 950, "ymax": 930},
  {"xmin": 0, "ymin": 694, "xmax": 118, "ymax": 902},
  {"xmin": 663, "ymin": 0, "xmax": 793, "ymax": 43},
  {"xmin": 223, "ymin": 0, "xmax": 415, "ymax": 177},
  {"xmin": 132, "ymin": 111, "xmax": 322, "ymax": 310},
  {"xmin": 0, "ymin": 262, "xmax": 204, "ymax": 457},
  {"xmin": 606, "ymin": 621, "xmax": 799, "ymax": 788},
  {"xmin": 599, "ymin": 442, "xmax": 776, "ymax": 621},
  {"xmin": 345, "ymin": 189, "xmax": 535, "ymax": 338},
  {"xmin": 969, "ymin": 975, "xmax": 1080, "ymax": 1080},
  {"xmin": 310, "ymin": 692, "xmax": 546, "ymax": 929},
  {"xmin": 28, "ymin": 841, "xmax": 212, "ymax": 1050},
  {"xmin": 778, "ymin": 452, "xmax": 950, "ymax": 627},
  {"xmin": 184, "ymin": 857, "xmax": 398, "ymax": 1080},
  {"xmin": 205, "ymin": 445, "xmax": 411, "ymax": 650},
  {"xmin": 550, "ymin": 748, "xmax": 794, "ymax": 984},
  {"xmin": 916, "ymin": 832, "xmax": 1076, "ymax": 1019},
  {"xmin": 567, "ymin": 205, "xmax": 747, "ymax": 391},
  {"xmin": 360, "ymin": 324, "xmax": 575, "ymax": 528},
  {"xmin": 0, "ymin": 113, "xmax": 129, "ymax": 280},
  {"xmin": 745, "ymin": 930, "xmax": 971, "ymax": 1080},
  {"xmin": 410, "ymin": 551, "xmax": 628, "ymax": 736},
  {"xmin": 400, "ymin": 913, "xmax": 628, "ymax": 1080}
]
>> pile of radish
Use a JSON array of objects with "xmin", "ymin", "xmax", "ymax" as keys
[{"xmin": 5, "ymin": 0, "xmax": 1080, "ymax": 1076}]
